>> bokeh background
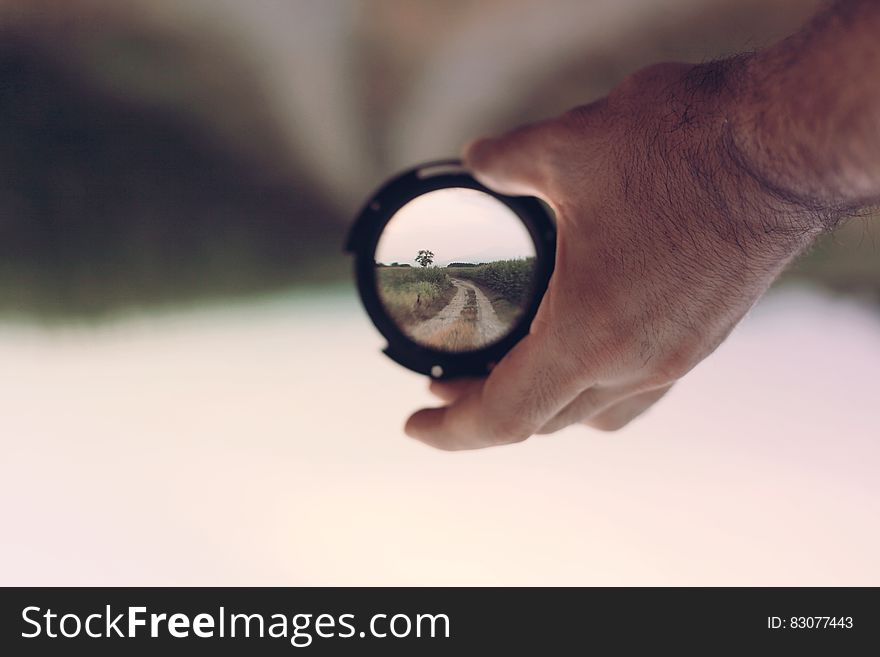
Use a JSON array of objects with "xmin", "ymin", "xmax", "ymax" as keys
[{"xmin": 1, "ymin": 0, "xmax": 878, "ymax": 585}]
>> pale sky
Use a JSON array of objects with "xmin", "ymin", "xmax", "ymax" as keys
[{"xmin": 375, "ymin": 188, "xmax": 535, "ymax": 266}]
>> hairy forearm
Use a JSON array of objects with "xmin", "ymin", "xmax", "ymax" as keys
[{"xmin": 730, "ymin": 0, "xmax": 880, "ymax": 216}]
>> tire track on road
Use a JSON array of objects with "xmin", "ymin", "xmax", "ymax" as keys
[{"xmin": 409, "ymin": 277, "xmax": 507, "ymax": 351}]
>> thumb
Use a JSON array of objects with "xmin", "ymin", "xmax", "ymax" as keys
[{"xmin": 462, "ymin": 119, "xmax": 558, "ymax": 199}]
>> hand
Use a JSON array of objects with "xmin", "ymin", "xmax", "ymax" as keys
[{"xmin": 405, "ymin": 61, "xmax": 823, "ymax": 450}]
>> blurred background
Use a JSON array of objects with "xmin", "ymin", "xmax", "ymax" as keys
[{"xmin": 1, "ymin": 0, "xmax": 878, "ymax": 585}]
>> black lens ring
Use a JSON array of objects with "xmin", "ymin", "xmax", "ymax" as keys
[{"xmin": 345, "ymin": 159, "xmax": 556, "ymax": 379}]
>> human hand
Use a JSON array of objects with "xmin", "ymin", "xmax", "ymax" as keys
[{"xmin": 405, "ymin": 61, "xmax": 822, "ymax": 449}]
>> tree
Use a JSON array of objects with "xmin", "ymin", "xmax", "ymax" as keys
[{"xmin": 415, "ymin": 250, "xmax": 434, "ymax": 267}]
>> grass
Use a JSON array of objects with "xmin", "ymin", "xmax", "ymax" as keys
[
  {"xmin": 419, "ymin": 318, "xmax": 479, "ymax": 352},
  {"xmin": 376, "ymin": 266, "xmax": 455, "ymax": 328}
]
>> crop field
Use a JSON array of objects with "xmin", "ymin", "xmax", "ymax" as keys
[
  {"xmin": 446, "ymin": 258, "xmax": 535, "ymax": 323},
  {"xmin": 446, "ymin": 258, "xmax": 535, "ymax": 305}
]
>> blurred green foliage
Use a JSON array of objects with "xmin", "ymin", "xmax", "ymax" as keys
[
  {"xmin": 0, "ymin": 2, "xmax": 875, "ymax": 323},
  {"xmin": 780, "ymin": 216, "xmax": 880, "ymax": 303},
  {"xmin": 0, "ymin": 30, "xmax": 346, "ymax": 321}
]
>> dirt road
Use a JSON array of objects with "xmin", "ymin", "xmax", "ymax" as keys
[{"xmin": 409, "ymin": 277, "xmax": 507, "ymax": 351}]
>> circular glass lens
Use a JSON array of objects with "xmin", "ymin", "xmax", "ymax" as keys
[{"xmin": 374, "ymin": 187, "xmax": 538, "ymax": 353}]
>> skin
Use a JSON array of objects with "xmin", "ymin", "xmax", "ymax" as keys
[{"xmin": 405, "ymin": 0, "xmax": 880, "ymax": 450}]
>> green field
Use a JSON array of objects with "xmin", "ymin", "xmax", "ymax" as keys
[
  {"xmin": 376, "ymin": 266, "xmax": 455, "ymax": 327},
  {"xmin": 446, "ymin": 258, "xmax": 536, "ymax": 323},
  {"xmin": 447, "ymin": 258, "xmax": 535, "ymax": 304}
]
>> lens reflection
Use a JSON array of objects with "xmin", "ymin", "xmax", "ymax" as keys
[{"xmin": 375, "ymin": 188, "xmax": 537, "ymax": 353}]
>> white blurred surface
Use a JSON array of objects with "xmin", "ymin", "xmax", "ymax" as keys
[{"xmin": 1, "ymin": 286, "xmax": 878, "ymax": 585}]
